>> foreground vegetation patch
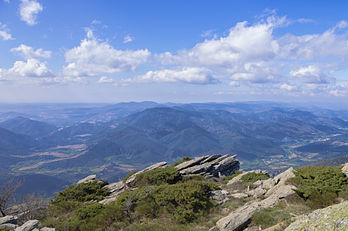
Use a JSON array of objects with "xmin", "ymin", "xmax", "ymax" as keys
[{"xmin": 287, "ymin": 166, "xmax": 348, "ymax": 208}]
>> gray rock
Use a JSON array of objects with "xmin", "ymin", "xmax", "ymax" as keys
[
  {"xmin": 15, "ymin": 220, "xmax": 39, "ymax": 231},
  {"xmin": 230, "ymin": 193, "xmax": 248, "ymax": 199},
  {"xmin": 342, "ymin": 163, "xmax": 348, "ymax": 177},
  {"xmin": 177, "ymin": 154, "xmax": 239, "ymax": 178},
  {"xmin": 246, "ymin": 186, "xmax": 266, "ymax": 198},
  {"xmin": 210, "ymin": 190, "xmax": 230, "ymax": 201},
  {"xmin": 175, "ymin": 156, "xmax": 210, "ymax": 171},
  {"xmin": 104, "ymin": 181, "xmax": 125, "ymax": 194},
  {"xmin": 99, "ymin": 181, "xmax": 127, "ymax": 205},
  {"xmin": 261, "ymin": 178, "xmax": 276, "ymax": 190},
  {"xmin": 285, "ymin": 201, "xmax": 348, "ymax": 231},
  {"xmin": 0, "ymin": 215, "xmax": 17, "ymax": 225},
  {"xmin": 217, "ymin": 167, "xmax": 297, "ymax": 231},
  {"xmin": 77, "ymin": 175, "xmax": 102, "ymax": 184},
  {"xmin": 216, "ymin": 201, "xmax": 261, "ymax": 231}
]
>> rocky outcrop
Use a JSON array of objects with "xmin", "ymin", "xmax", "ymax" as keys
[
  {"xmin": 98, "ymin": 155, "xmax": 240, "ymax": 205},
  {"xmin": 216, "ymin": 167, "xmax": 296, "ymax": 231},
  {"xmin": 99, "ymin": 162, "xmax": 167, "ymax": 204},
  {"xmin": 284, "ymin": 201, "xmax": 348, "ymax": 231},
  {"xmin": 99, "ymin": 181, "xmax": 126, "ymax": 205},
  {"xmin": 77, "ymin": 175, "xmax": 103, "ymax": 184},
  {"xmin": 342, "ymin": 163, "xmax": 348, "ymax": 177},
  {"xmin": 175, "ymin": 154, "xmax": 239, "ymax": 177}
]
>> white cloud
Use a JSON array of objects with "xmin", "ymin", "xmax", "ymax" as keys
[
  {"xmin": 0, "ymin": 22, "xmax": 13, "ymax": 40},
  {"xmin": 290, "ymin": 65, "xmax": 333, "ymax": 84},
  {"xmin": 144, "ymin": 16, "xmax": 348, "ymax": 97},
  {"xmin": 98, "ymin": 76, "xmax": 114, "ymax": 83},
  {"xmin": 127, "ymin": 67, "xmax": 218, "ymax": 84},
  {"xmin": 19, "ymin": 0, "xmax": 43, "ymax": 26},
  {"xmin": 3, "ymin": 0, "xmax": 10, "ymax": 3},
  {"xmin": 280, "ymin": 83, "xmax": 297, "ymax": 91},
  {"xmin": 9, "ymin": 59, "xmax": 54, "ymax": 78},
  {"xmin": 123, "ymin": 35, "xmax": 134, "ymax": 43},
  {"xmin": 63, "ymin": 31, "xmax": 150, "ymax": 77},
  {"xmin": 11, "ymin": 44, "xmax": 51, "ymax": 59}
]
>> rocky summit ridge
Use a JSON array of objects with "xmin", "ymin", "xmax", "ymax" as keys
[{"xmin": 4, "ymin": 155, "xmax": 348, "ymax": 231}]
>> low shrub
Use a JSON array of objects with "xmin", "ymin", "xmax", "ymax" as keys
[
  {"xmin": 152, "ymin": 180, "xmax": 219, "ymax": 223},
  {"xmin": 287, "ymin": 166, "xmax": 348, "ymax": 208},
  {"xmin": 75, "ymin": 203, "xmax": 105, "ymax": 219},
  {"xmin": 51, "ymin": 180, "xmax": 110, "ymax": 205},
  {"xmin": 241, "ymin": 172, "xmax": 269, "ymax": 185},
  {"xmin": 132, "ymin": 166, "xmax": 182, "ymax": 187},
  {"xmin": 113, "ymin": 180, "xmax": 219, "ymax": 223}
]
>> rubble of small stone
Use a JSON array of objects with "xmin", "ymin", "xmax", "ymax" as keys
[{"xmin": 4, "ymin": 155, "xmax": 348, "ymax": 231}]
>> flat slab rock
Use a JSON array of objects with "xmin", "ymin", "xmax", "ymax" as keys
[
  {"xmin": 14, "ymin": 220, "xmax": 39, "ymax": 231},
  {"xmin": 77, "ymin": 175, "xmax": 103, "ymax": 184},
  {"xmin": 175, "ymin": 154, "xmax": 239, "ymax": 177}
]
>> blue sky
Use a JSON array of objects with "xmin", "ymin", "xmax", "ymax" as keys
[{"xmin": 1, "ymin": 0, "xmax": 348, "ymax": 105}]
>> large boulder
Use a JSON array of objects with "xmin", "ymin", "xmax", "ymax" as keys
[
  {"xmin": 285, "ymin": 201, "xmax": 348, "ymax": 231},
  {"xmin": 14, "ymin": 220, "xmax": 39, "ymax": 231},
  {"xmin": 99, "ymin": 181, "xmax": 126, "ymax": 205},
  {"xmin": 342, "ymin": 163, "xmax": 348, "ymax": 177},
  {"xmin": 175, "ymin": 154, "xmax": 239, "ymax": 177},
  {"xmin": 0, "ymin": 215, "xmax": 17, "ymax": 225},
  {"xmin": 77, "ymin": 175, "xmax": 103, "ymax": 184}
]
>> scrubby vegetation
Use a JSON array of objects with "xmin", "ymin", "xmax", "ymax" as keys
[
  {"xmin": 240, "ymin": 172, "xmax": 269, "ymax": 185},
  {"xmin": 41, "ymin": 167, "xmax": 220, "ymax": 230},
  {"xmin": 287, "ymin": 166, "xmax": 348, "ymax": 208},
  {"xmin": 37, "ymin": 164, "xmax": 348, "ymax": 231},
  {"xmin": 51, "ymin": 180, "xmax": 110, "ymax": 204},
  {"xmin": 249, "ymin": 165, "xmax": 348, "ymax": 229},
  {"xmin": 130, "ymin": 166, "xmax": 182, "ymax": 187}
]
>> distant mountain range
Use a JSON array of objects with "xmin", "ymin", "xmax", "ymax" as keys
[{"xmin": 1, "ymin": 101, "xmax": 348, "ymax": 190}]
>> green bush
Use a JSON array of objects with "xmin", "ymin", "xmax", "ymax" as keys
[
  {"xmin": 51, "ymin": 180, "xmax": 110, "ymax": 205},
  {"xmin": 132, "ymin": 166, "xmax": 182, "ymax": 187},
  {"xmin": 172, "ymin": 156, "xmax": 192, "ymax": 166},
  {"xmin": 241, "ymin": 172, "xmax": 269, "ymax": 185},
  {"xmin": 287, "ymin": 166, "xmax": 348, "ymax": 208},
  {"xmin": 152, "ymin": 180, "xmax": 219, "ymax": 223},
  {"xmin": 75, "ymin": 203, "xmax": 105, "ymax": 219},
  {"xmin": 222, "ymin": 170, "xmax": 243, "ymax": 184},
  {"xmin": 113, "ymin": 180, "xmax": 219, "ymax": 223}
]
